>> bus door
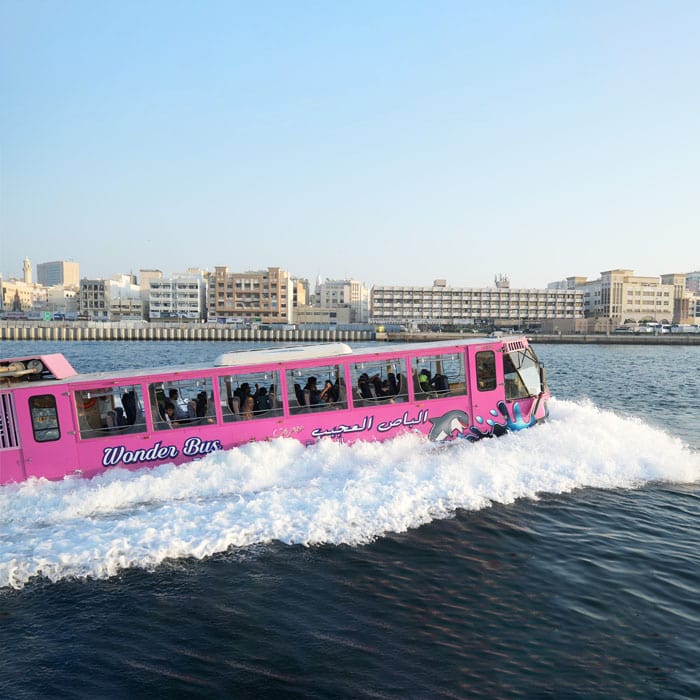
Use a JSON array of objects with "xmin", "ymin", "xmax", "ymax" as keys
[
  {"xmin": 467, "ymin": 345, "xmax": 503, "ymax": 423},
  {"xmin": 20, "ymin": 391, "xmax": 80, "ymax": 480}
]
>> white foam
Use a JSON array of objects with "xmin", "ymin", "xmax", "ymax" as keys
[{"xmin": 1, "ymin": 398, "xmax": 698, "ymax": 590}]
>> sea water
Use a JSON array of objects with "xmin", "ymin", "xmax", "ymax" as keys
[{"xmin": 0, "ymin": 341, "xmax": 698, "ymax": 699}]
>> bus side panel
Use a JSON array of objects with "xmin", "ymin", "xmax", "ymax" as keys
[
  {"xmin": 0, "ymin": 391, "xmax": 26, "ymax": 484},
  {"xmin": 16, "ymin": 389, "xmax": 81, "ymax": 481}
]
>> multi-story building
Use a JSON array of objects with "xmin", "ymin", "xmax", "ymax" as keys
[
  {"xmin": 36, "ymin": 260, "xmax": 80, "ymax": 288},
  {"xmin": 293, "ymin": 305, "xmax": 352, "ymax": 326},
  {"xmin": 0, "ymin": 277, "xmax": 47, "ymax": 313},
  {"xmin": 46, "ymin": 286, "xmax": 78, "ymax": 316},
  {"xmin": 149, "ymin": 272, "xmax": 207, "ymax": 320},
  {"xmin": 208, "ymin": 266, "xmax": 293, "ymax": 324},
  {"xmin": 571, "ymin": 269, "xmax": 693, "ymax": 325},
  {"xmin": 371, "ymin": 279, "xmax": 584, "ymax": 327},
  {"xmin": 315, "ymin": 278, "xmax": 370, "ymax": 323},
  {"xmin": 684, "ymin": 271, "xmax": 700, "ymax": 294},
  {"xmin": 291, "ymin": 278, "xmax": 311, "ymax": 308},
  {"xmin": 79, "ymin": 275, "xmax": 143, "ymax": 320}
]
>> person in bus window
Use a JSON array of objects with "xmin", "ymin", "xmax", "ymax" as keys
[
  {"xmin": 162, "ymin": 400, "xmax": 177, "ymax": 427},
  {"xmin": 254, "ymin": 387, "xmax": 271, "ymax": 412},
  {"xmin": 358, "ymin": 373, "xmax": 373, "ymax": 400},
  {"xmin": 305, "ymin": 377, "xmax": 322, "ymax": 406},
  {"xmin": 418, "ymin": 369, "xmax": 432, "ymax": 392},
  {"xmin": 320, "ymin": 380, "xmax": 335, "ymax": 404},
  {"xmin": 241, "ymin": 395, "xmax": 255, "ymax": 419},
  {"xmin": 168, "ymin": 388, "xmax": 191, "ymax": 420}
]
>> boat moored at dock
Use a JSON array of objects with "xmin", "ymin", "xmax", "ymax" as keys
[{"xmin": 0, "ymin": 336, "xmax": 549, "ymax": 485}]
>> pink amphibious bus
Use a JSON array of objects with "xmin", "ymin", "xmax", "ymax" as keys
[{"xmin": 0, "ymin": 337, "xmax": 549, "ymax": 485}]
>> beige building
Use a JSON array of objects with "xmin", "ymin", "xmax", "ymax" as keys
[
  {"xmin": 0, "ymin": 278, "xmax": 47, "ymax": 313},
  {"xmin": 293, "ymin": 305, "xmax": 352, "ymax": 326},
  {"xmin": 315, "ymin": 278, "xmax": 370, "ymax": 323},
  {"xmin": 208, "ymin": 266, "xmax": 293, "ymax": 323},
  {"xmin": 573, "ymin": 269, "xmax": 693, "ymax": 325},
  {"xmin": 36, "ymin": 260, "xmax": 80, "ymax": 288},
  {"xmin": 291, "ymin": 278, "xmax": 311, "ymax": 307}
]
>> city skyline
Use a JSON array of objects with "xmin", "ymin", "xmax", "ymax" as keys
[
  {"xmin": 2, "ymin": 2, "xmax": 698, "ymax": 287},
  {"xmin": 3, "ymin": 253, "xmax": 697, "ymax": 292}
]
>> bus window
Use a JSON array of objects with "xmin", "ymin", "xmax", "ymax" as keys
[
  {"xmin": 411, "ymin": 352, "xmax": 467, "ymax": 399},
  {"xmin": 219, "ymin": 369, "xmax": 282, "ymax": 422},
  {"xmin": 149, "ymin": 377, "xmax": 214, "ymax": 430},
  {"xmin": 286, "ymin": 363, "xmax": 348, "ymax": 414},
  {"xmin": 504, "ymin": 347, "xmax": 542, "ymax": 400},
  {"xmin": 29, "ymin": 395, "xmax": 60, "ymax": 442},
  {"xmin": 475, "ymin": 351, "xmax": 497, "ymax": 391},
  {"xmin": 350, "ymin": 357, "xmax": 408, "ymax": 406},
  {"xmin": 75, "ymin": 385, "xmax": 147, "ymax": 439}
]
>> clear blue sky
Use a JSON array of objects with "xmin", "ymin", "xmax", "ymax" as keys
[{"xmin": 1, "ymin": 0, "xmax": 698, "ymax": 288}]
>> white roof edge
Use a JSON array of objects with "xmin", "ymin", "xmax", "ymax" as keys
[{"xmin": 214, "ymin": 343, "xmax": 354, "ymax": 367}]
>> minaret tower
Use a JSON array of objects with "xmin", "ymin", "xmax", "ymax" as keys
[{"xmin": 23, "ymin": 257, "xmax": 32, "ymax": 284}]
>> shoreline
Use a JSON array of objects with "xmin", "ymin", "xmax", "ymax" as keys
[{"xmin": 0, "ymin": 322, "xmax": 699, "ymax": 345}]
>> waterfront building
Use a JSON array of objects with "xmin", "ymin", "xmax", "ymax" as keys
[
  {"xmin": 293, "ymin": 304, "xmax": 352, "ymax": 327},
  {"xmin": 36, "ymin": 260, "xmax": 80, "ymax": 288},
  {"xmin": 149, "ymin": 272, "xmax": 207, "ymax": 320},
  {"xmin": 0, "ymin": 277, "xmax": 47, "ymax": 314},
  {"xmin": 371, "ymin": 279, "xmax": 584, "ymax": 327},
  {"xmin": 315, "ymin": 278, "xmax": 370, "ymax": 323},
  {"xmin": 291, "ymin": 278, "xmax": 311, "ymax": 308},
  {"xmin": 46, "ymin": 286, "xmax": 78, "ymax": 316},
  {"xmin": 208, "ymin": 266, "xmax": 293, "ymax": 324},
  {"xmin": 79, "ymin": 275, "xmax": 143, "ymax": 320},
  {"xmin": 570, "ymin": 269, "xmax": 693, "ymax": 325},
  {"xmin": 685, "ymin": 271, "xmax": 700, "ymax": 294}
]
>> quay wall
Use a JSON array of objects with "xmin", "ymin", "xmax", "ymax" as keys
[
  {"xmin": 1, "ymin": 323, "xmax": 699, "ymax": 345},
  {"xmin": 384, "ymin": 332, "xmax": 700, "ymax": 345},
  {"xmin": 0, "ymin": 322, "xmax": 375, "ymax": 343}
]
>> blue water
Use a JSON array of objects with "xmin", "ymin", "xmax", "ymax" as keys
[{"xmin": 1, "ymin": 341, "xmax": 699, "ymax": 699}]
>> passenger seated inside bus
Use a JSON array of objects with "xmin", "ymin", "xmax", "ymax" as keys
[
  {"xmin": 241, "ymin": 395, "xmax": 255, "ymax": 420},
  {"xmin": 168, "ymin": 388, "xmax": 194, "ymax": 420},
  {"xmin": 161, "ymin": 400, "xmax": 177, "ymax": 427},
  {"xmin": 418, "ymin": 369, "xmax": 432, "ymax": 392},
  {"xmin": 305, "ymin": 376, "xmax": 323, "ymax": 407},
  {"xmin": 254, "ymin": 386, "xmax": 271, "ymax": 412}
]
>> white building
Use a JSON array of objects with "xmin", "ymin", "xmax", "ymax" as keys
[
  {"xmin": 149, "ymin": 272, "xmax": 207, "ymax": 320},
  {"xmin": 371, "ymin": 279, "xmax": 584, "ymax": 327}
]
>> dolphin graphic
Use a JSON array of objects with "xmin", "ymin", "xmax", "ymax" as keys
[{"xmin": 428, "ymin": 410, "xmax": 470, "ymax": 441}]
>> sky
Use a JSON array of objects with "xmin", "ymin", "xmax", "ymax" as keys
[{"xmin": 1, "ymin": 0, "xmax": 698, "ymax": 289}]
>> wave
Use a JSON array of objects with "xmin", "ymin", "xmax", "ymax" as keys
[{"xmin": 1, "ymin": 398, "xmax": 698, "ymax": 590}]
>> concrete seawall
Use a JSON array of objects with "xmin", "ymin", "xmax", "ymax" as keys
[
  {"xmin": 1, "ymin": 323, "xmax": 699, "ymax": 345},
  {"xmin": 383, "ymin": 332, "xmax": 700, "ymax": 345},
  {"xmin": 0, "ymin": 323, "xmax": 375, "ymax": 343}
]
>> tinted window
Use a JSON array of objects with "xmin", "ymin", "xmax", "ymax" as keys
[
  {"xmin": 75, "ymin": 385, "xmax": 146, "ymax": 439},
  {"xmin": 29, "ymin": 395, "xmax": 60, "ymax": 442},
  {"xmin": 475, "ymin": 351, "xmax": 497, "ymax": 391},
  {"xmin": 350, "ymin": 357, "xmax": 408, "ymax": 405},
  {"xmin": 219, "ymin": 369, "xmax": 282, "ymax": 422},
  {"xmin": 149, "ymin": 376, "xmax": 214, "ymax": 430},
  {"xmin": 411, "ymin": 352, "xmax": 467, "ymax": 399},
  {"xmin": 286, "ymin": 364, "xmax": 348, "ymax": 414}
]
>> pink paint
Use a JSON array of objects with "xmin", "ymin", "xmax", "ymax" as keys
[{"xmin": 0, "ymin": 338, "xmax": 550, "ymax": 485}]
